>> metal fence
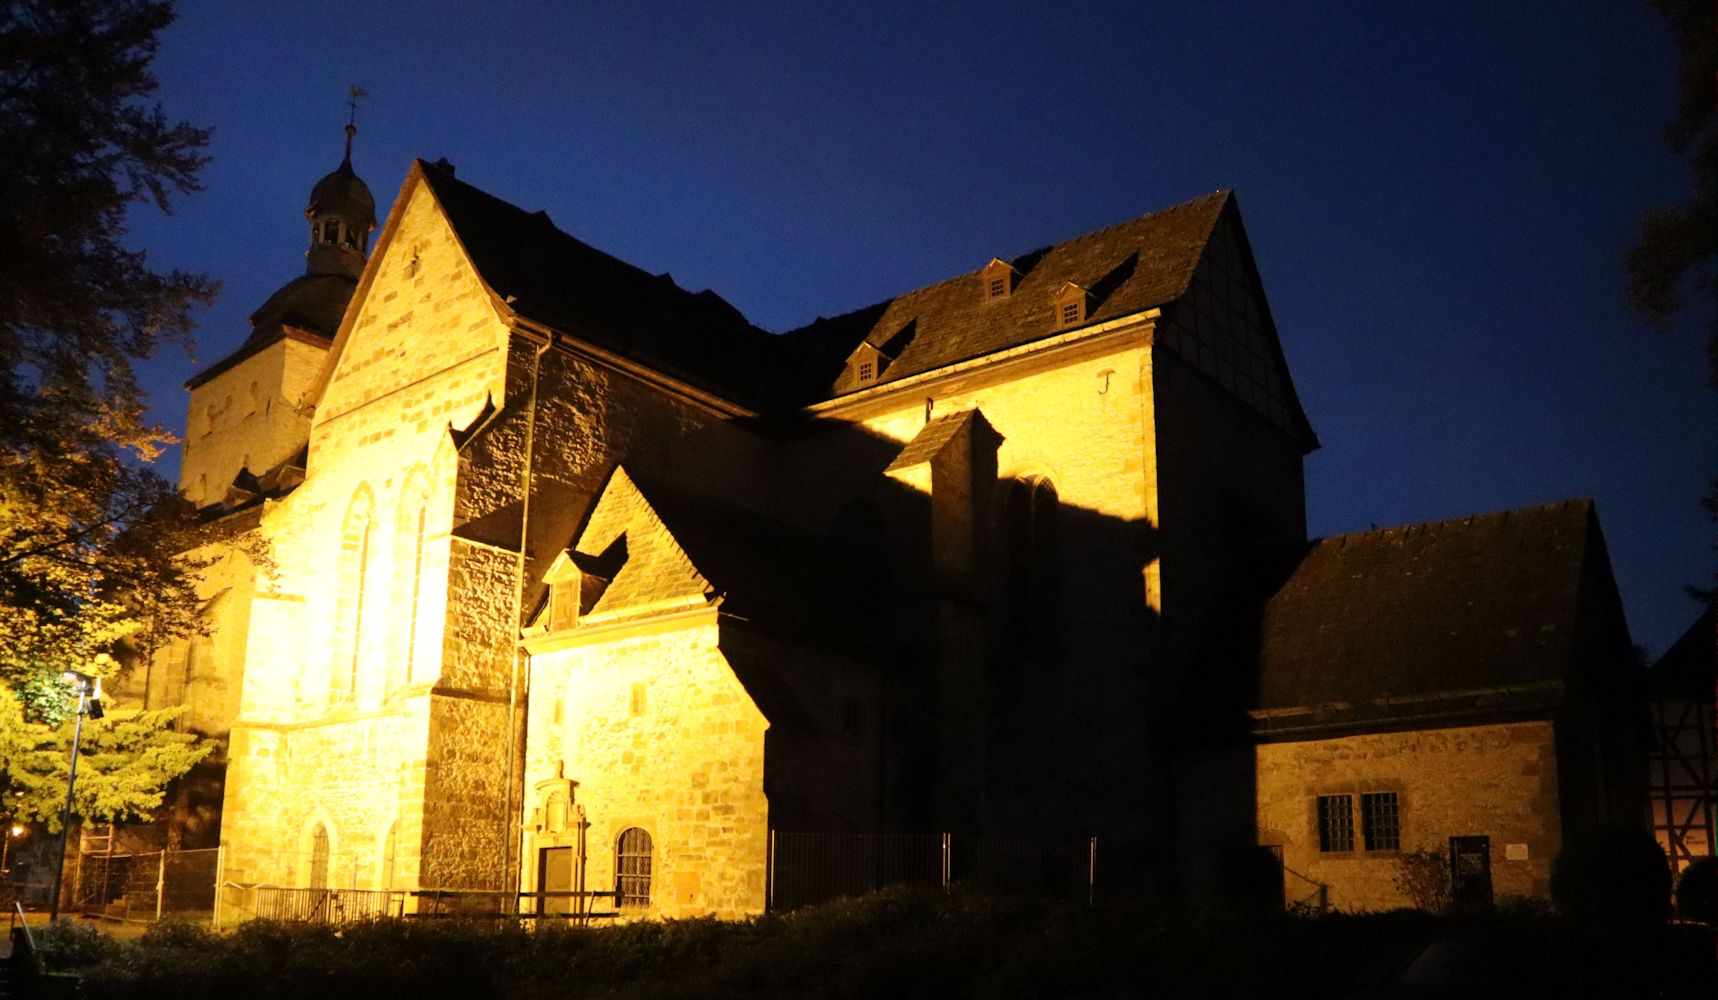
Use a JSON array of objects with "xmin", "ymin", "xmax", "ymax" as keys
[
  {"xmin": 767, "ymin": 831, "xmax": 1096, "ymax": 911},
  {"xmin": 75, "ymin": 847, "xmax": 220, "ymax": 922},
  {"xmin": 252, "ymin": 886, "xmax": 406, "ymax": 923}
]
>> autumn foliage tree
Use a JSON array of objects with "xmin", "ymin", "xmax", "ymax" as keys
[{"xmin": 0, "ymin": 0, "xmax": 220, "ymax": 825}]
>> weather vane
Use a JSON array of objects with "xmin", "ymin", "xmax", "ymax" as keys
[
  {"xmin": 343, "ymin": 85, "xmax": 368, "ymax": 161},
  {"xmin": 346, "ymin": 84, "xmax": 368, "ymax": 126}
]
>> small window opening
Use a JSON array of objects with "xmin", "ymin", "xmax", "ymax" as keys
[
  {"xmin": 309, "ymin": 823, "xmax": 331, "ymax": 889},
  {"xmin": 1362, "ymin": 792, "xmax": 1400, "ymax": 851},
  {"xmin": 988, "ymin": 277, "xmax": 1006, "ymax": 298},
  {"xmin": 858, "ymin": 361, "xmax": 874, "ymax": 382},
  {"xmin": 629, "ymin": 682, "xmax": 647, "ymax": 717},
  {"xmin": 1061, "ymin": 302, "xmax": 1081, "ymax": 325},
  {"xmin": 616, "ymin": 828, "xmax": 653, "ymax": 907},
  {"xmin": 1317, "ymin": 794, "xmax": 1355, "ymax": 852}
]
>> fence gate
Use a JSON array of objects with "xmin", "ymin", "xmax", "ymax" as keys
[{"xmin": 75, "ymin": 847, "xmax": 220, "ymax": 922}]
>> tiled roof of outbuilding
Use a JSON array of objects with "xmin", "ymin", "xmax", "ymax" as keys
[
  {"xmin": 1648, "ymin": 603, "xmax": 1716, "ymax": 700},
  {"xmin": 1256, "ymin": 499, "xmax": 1601, "ymax": 725}
]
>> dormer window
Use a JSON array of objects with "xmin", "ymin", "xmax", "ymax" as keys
[
  {"xmin": 845, "ymin": 342, "xmax": 887, "ymax": 389},
  {"xmin": 549, "ymin": 576, "xmax": 580, "ymax": 632},
  {"xmin": 541, "ymin": 542, "xmax": 622, "ymax": 632},
  {"xmin": 1054, "ymin": 281, "xmax": 1089, "ymax": 329},
  {"xmin": 981, "ymin": 259, "xmax": 1018, "ymax": 303}
]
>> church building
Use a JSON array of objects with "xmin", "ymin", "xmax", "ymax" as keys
[{"xmin": 159, "ymin": 132, "xmax": 1647, "ymax": 918}]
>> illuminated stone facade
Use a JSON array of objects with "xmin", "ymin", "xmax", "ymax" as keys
[{"xmin": 167, "ymin": 151, "xmax": 1644, "ymax": 918}]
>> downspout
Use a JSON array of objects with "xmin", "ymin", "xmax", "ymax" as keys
[{"xmin": 504, "ymin": 329, "xmax": 552, "ymax": 905}]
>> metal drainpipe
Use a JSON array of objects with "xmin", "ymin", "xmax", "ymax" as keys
[{"xmin": 504, "ymin": 331, "xmax": 552, "ymax": 909}]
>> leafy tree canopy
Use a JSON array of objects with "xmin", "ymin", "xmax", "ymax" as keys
[
  {"xmin": 0, "ymin": 0, "xmax": 219, "ymax": 686},
  {"xmin": 0, "ymin": 686, "xmax": 212, "ymax": 831},
  {"xmin": 0, "ymin": 0, "xmax": 226, "ymax": 816},
  {"xmin": 1625, "ymin": 0, "xmax": 1717, "ymax": 378}
]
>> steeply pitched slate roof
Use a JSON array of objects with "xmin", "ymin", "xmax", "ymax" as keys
[
  {"xmin": 570, "ymin": 469, "xmax": 712, "ymax": 623},
  {"xmin": 1648, "ymin": 603, "xmax": 1716, "ymax": 700},
  {"xmin": 550, "ymin": 467, "xmax": 857, "ymax": 732},
  {"xmin": 1256, "ymin": 499, "xmax": 1599, "ymax": 726},
  {"xmin": 624, "ymin": 471, "xmax": 854, "ymax": 636},
  {"xmin": 884, "ymin": 410, "xmax": 984, "ymax": 473},
  {"xmin": 772, "ymin": 191, "xmax": 1231, "ymax": 401},
  {"xmin": 417, "ymin": 161, "xmax": 781, "ymax": 406}
]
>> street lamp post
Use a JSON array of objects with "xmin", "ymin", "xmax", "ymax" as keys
[{"xmin": 48, "ymin": 672, "xmax": 101, "ymax": 922}]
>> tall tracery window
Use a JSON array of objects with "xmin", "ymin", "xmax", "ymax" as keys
[
  {"xmin": 615, "ymin": 828, "xmax": 653, "ymax": 907},
  {"xmin": 380, "ymin": 821, "xmax": 397, "ymax": 890},
  {"xmin": 1001, "ymin": 476, "xmax": 1060, "ymax": 657},
  {"xmin": 331, "ymin": 487, "xmax": 375, "ymax": 705},
  {"xmin": 393, "ymin": 471, "xmax": 431, "ymax": 691},
  {"xmin": 309, "ymin": 823, "xmax": 331, "ymax": 889}
]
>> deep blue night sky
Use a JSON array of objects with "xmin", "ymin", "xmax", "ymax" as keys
[{"xmin": 127, "ymin": 1, "xmax": 1712, "ymax": 655}]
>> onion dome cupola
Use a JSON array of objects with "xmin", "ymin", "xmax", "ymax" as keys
[{"xmin": 305, "ymin": 123, "xmax": 377, "ymax": 278}]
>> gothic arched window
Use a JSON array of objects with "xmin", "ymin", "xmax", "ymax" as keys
[
  {"xmin": 380, "ymin": 820, "xmax": 397, "ymax": 891},
  {"xmin": 1001, "ymin": 476, "xmax": 1060, "ymax": 657},
  {"xmin": 615, "ymin": 827, "xmax": 653, "ymax": 907},
  {"xmin": 392, "ymin": 470, "xmax": 431, "ymax": 691},
  {"xmin": 309, "ymin": 823, "xmax": 331, "ymax": 890},
  {"xmin": 331, "ymin": 486, "xmax": 375, "ymax": 705}
]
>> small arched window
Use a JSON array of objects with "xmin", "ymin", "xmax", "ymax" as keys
[
  {"xmin": 309, "ymin": 823, "xmax": 331, "ymax": 890},
  {"xmin": 615, "ymin": 827, "xmax": 653, "ymax": 907},
  {"xmin": 1001, "ymin": 476, "xmax": 1060, "ymax": 657}
]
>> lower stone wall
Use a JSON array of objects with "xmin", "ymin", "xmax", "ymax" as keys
[
  {"xmin": 420, "ymin": 691, "xmax": 513, "ymax": 889},
  {"xmin": 1255, "ymin": 720, "xmax": 1562, "ymax": 911},
  {"xmin": 221, "ymin": 700, "xmax": 430, "ymax": 891},
  {"xmin": 523, "ymin": 622, "xmax": 770, "ymax": 919}
]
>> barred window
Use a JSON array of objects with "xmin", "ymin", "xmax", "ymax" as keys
[
  {"xmin": 616, "ymin": 827, "xmax": 653, "ymax": 907},
  {"xmin": 1317, "ymin": 794, "xmax": 1354, "ymax": 852},
  {"xmin": 1362, "ymin": 792, "xmax": 1400, "ymax": 851}
]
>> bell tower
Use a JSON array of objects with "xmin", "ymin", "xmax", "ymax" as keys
[{"xmin": 305, "ymin": 122, "xmax": 377, "ymax": 279}]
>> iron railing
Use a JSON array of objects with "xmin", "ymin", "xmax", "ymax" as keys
[
  {"xmin": 767, "ymin": 831, "xmax": 1097, "ymax": 911},
  {"xmin": 253, "ymin": 886, "xmax": 406, "ymax": 923}
]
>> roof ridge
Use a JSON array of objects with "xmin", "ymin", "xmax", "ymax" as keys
[
  {"xmin": 780, "ymin": 189, "xmax": 1232, "ymax": 337},
  {"xmin": 1313, "ymin": 496, "xmax": 1593, "ymax": 548}
]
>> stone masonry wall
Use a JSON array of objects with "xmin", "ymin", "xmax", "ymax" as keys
[
  {"xmin": 523, "ymin": 623, "xmax": 769, "ymax": 919},
  {"xmin": 1256, "ymin": 721, "xmax": 1562, "ymax": 911},
  {"xmin": 220, "ymin": 172, "xmax": 507, "ymax": 889},
  {"xmin": 181, "ymin": 336, "xmax": 328, "ymax": 507},
  {"xmin": 829, "ymin": 335, "xmax": 1161, "ymax": 840}
]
